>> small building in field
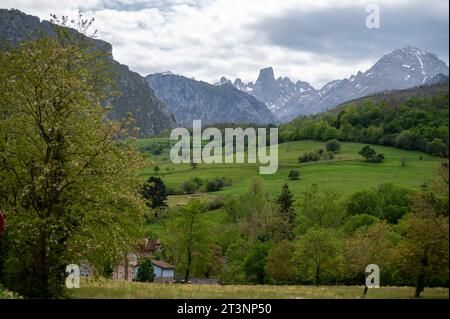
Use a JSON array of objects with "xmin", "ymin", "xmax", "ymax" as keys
[
  {"xmin": 112, "ymin": 238, "xmax": 174, "ymax": 283},
  {"xmin": 151, "ymin": 260, "xmax": 175, "ymax": 283}
]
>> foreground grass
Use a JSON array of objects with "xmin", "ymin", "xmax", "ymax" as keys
[{"xmin": 70, "ymin": 280, "xmax": 449, "ymax": 299}]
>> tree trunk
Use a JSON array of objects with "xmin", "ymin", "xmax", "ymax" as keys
[
  {"xmin": 415, "ymin": 273, "xmax": 425, "ymax": 298},
  {"xmin": 315, "ymin": 265, "xmax": 321, "ymax": 286},
  {"xmin": 415, "ymin": 247, "xmax": 429, "ymax": 298},
  {"xmin": 37, "ymin": 228, "xmax": 50, "ymax": 298},
  {"xmin": 124, "ymin": 253, "xmax": 129, "ymax": 281},
  {"xmin": 184, "ymin": 248, "xmax": 192, "ymax": 282}
]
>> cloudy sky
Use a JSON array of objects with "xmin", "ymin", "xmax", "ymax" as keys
[{"xmin": 1, "ymin": 0, "xmax": 448, "ymax": 88}]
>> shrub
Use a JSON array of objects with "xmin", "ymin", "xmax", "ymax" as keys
[
  {"xmin": 139, "ymin": 143, "xmax": 163, "ymax": 155},
  {"xmin": 166, "ymin": 187, "xmax": 180, "ymax": 196},
  {"xmin": 207, "ymin": 197, "xmax": 225, "ymax": 211},
  {"xmin": 181, "ymin": 181, "xmax": 199, "ymax": 194},
  {"xmin": 206, "ymin": 179, "xmax": 223, "ymax": 192},
  {"xmin": 288, "ymin": 169, "xmax": 300, "ymax": 180},
  {"xmin": 326, "ymin": 139, "xmax": 341, "ymax": 153},
  {"xmin": 191, "ymin": 177, "xmax": 204, "ymax": 188},
  {"xmin": 205, "ymin": 177, "xmax": 231, "ymax": 193},
  {"xmin": 298, "ymin": 151, "xmax": 320, "ymax": 163}
]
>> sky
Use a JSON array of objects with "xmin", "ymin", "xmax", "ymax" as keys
[{"xmin": 1, "ymin": 0, "xmax": 449, "ymax": 88}]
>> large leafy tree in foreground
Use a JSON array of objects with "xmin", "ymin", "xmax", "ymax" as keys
[{"xmin": 0, "ymin": 26, "xmax": 147, "ymax": 298}]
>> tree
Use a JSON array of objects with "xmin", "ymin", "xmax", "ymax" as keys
[
  {"xmin": 391, "ymin": 194, "xmax": 449, "ymax": 298},
  {"xmin": 243, "ymin": 242, "xmax": 270, "ymax": 284},
  {"xmin": 297, "ymin": 184, "xmax": 346, "ymax": 233},
  {"xmin": 288, "ymin": 169, "xmax": 300, "ymax": 180},
  {"xmin": 376, "ymin": 184, "xmax": 411, "ymax": 224},
  {"xmin": 142, "ymin": 176, "xmax": 168, "ymax": 209},
  {"xmin": 276, "ymin": 184, "xmax": 296, "ymax": 240},
  {"xmin": 325, "ymin": 139, "xmax": 341, "ymax": 153},
  {"xmin": 343, "ymin": 222, "xmax": 395, "ymax": 291},
  {"xmin": 0, "ymin": 25, "xmax": 146, "ymax": 298},
  {"xmin": 295, "ymin": 228, "xmax": 342, "ymax": 285},
  {"xmin": 247, "ymin": 176, "xmax": 266, "ymax": 195},
  {"xmin": 359, "ymin": 145, "xmax": 384, "ymax": 163},
  {"xmin": 135, "ymin": 258, "xmax": 156, "ymax": 282},
  {"xmin": 223, "ymin": 189, "xmax": 278, "ymax": 242},
  {"xmin": 346, "ymin": 184, "xmax": 410, "ymax": 223},
  {"xmin": 221, "ymin": 239, "xmax": 252, "ymax": 284},
  {"xmin": 426, "ymin": 138, "xmax": 448, "ymax": 157},
  {"xmin": 401, "ymin": 156, "xmax": 407, "ymax": 167},
  {"xmin": 163, "ymin": 200, "xmax": 213, "ymax": 281},
  {"xmin": 265, "ymin": 241, "xmax": 297, "ymax": 283},
  {"xmin": 346, "ymin": 190, "xmax": 382, "ymax": 218},
  {"xmin": 359, "ymin": 145, "xmax": 376, "ymax": 159},
  {"xmin": 322, "ymin": 127, "xmax": 340, "ymax": 141},
  {"xmin": 395, "ymin": 130, "xmax": 415, "ymax": 150},
  {"xmin": 342, "ymin": 214, "xmax": 380, "ymax": 235}
]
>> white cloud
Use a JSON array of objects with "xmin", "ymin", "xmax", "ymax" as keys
[{"xmin": 1, "ymin": 0, "xmax": 448, "ymax": 88}]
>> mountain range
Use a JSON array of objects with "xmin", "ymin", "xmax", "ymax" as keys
[
  {"xmin": 0, "ymin": 9, "xmax": 175, "ymax": 136},
  {"xmin": 146, "ymin": 72, "xmax": 277, "ymax": 126},
  {"xmin": 217, "ymin": 47, "xmax": 449, "ymax": 122},
  {"xmin": 1, "ymin": 9, "xmax": 449, "ymax": 131}
]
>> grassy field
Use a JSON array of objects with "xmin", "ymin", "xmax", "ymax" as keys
[
  {"xmin": 137, "ymin": 138, "xmax": 438, "ymax": 201},
  {"xmin": 70, "ymin": 280, "xmax": 449, "ymax": 299}
]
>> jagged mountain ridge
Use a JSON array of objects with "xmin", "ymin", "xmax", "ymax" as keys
[
  {"xmin": 0, "ymin": 9, "xmax": 175, "ymax": 136},
  {"xmin": 218, "ymin": 46, "xmax": 449, "ymax": 122},
  {"xmin": 147, "ymin": 73, "xmax": 278, "ymax": 127}
]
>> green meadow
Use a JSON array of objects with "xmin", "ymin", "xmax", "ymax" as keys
[{"xmin": 137, "ymin": 138, "xmax": 438, "ymax": 201}]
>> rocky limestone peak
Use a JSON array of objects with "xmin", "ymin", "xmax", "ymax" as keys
[{"xmin": 255, "ymin": 67, "xmax": 276, "ymax": 90}]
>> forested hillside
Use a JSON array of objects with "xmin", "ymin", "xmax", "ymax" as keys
[{"xmin": 280, "ymin": 82, "xmax": 449, "ymax": 156}]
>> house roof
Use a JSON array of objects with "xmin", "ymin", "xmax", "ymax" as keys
[
  {"xmin": 145, "ymin": 239, "xmax": 161, "ymax": 252},
  {"xmin": 151, "ymin": 260, "xmax": 175, "ymax": 269}
]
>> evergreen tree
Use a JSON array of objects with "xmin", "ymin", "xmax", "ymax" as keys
[
  {"xmin": 142, "ymin": 176, "xmax": 168, "ymax": 209},
  {"xmin": 136, "ymin": 258, "xmax": 156, "ymax": 282},
  {"xmin": 276, "ymin": 184, "xmax": 296, "ymax": 240}
]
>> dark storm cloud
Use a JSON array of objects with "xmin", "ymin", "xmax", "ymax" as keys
[{"xmin": 254, "ymin": 4, "xmax": 449, "ymax": 62}]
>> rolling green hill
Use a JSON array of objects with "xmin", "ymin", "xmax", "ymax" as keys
[
  {"xmin": 279, "ymin": 82, "xmax": 449, "ymax": 156},
  {"xmin": 137, "ymin": 138, "xmax": 438, "ymax": 201}
]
